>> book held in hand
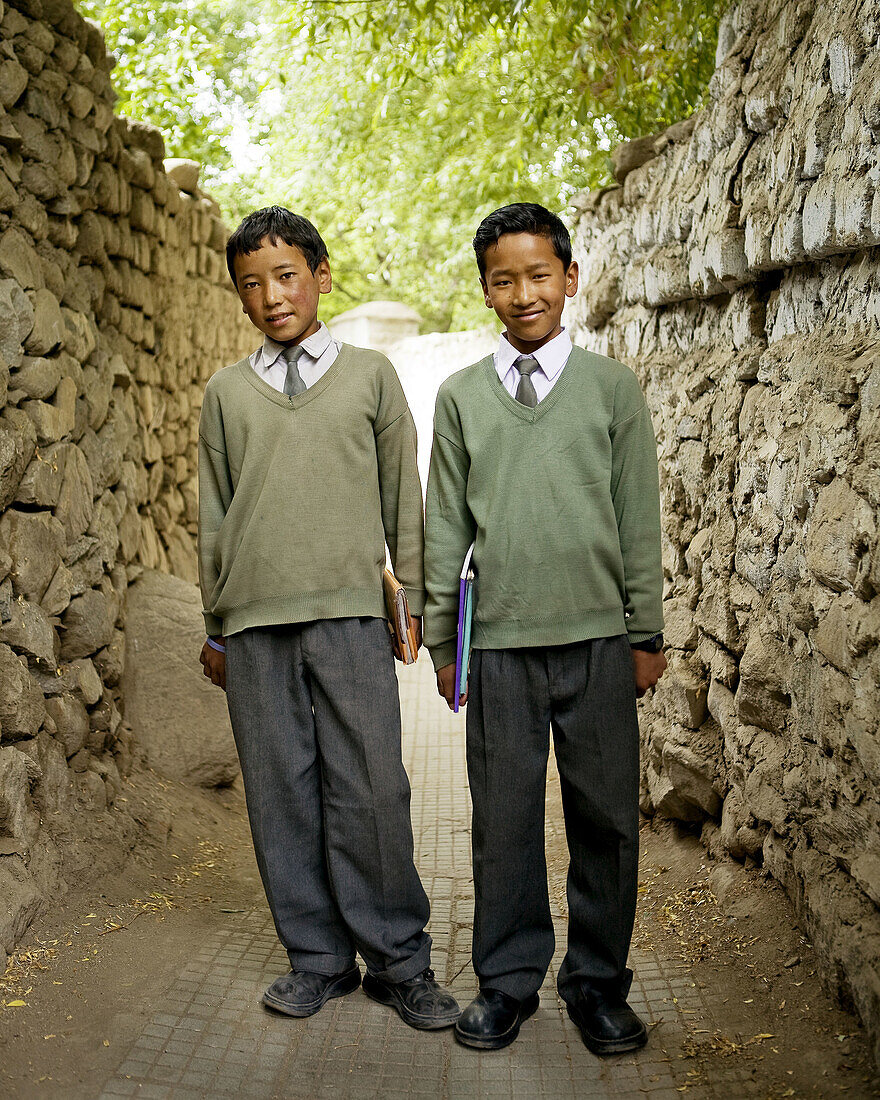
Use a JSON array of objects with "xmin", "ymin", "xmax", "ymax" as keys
[
  {"xmin": 383, "ymin": 568, "xmax": 419, "ymax": 664},
  {"xmin": 454, "ymin": 542, "xmax": 476, "ymax": 713}
]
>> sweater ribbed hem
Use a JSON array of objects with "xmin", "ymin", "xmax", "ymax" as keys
[
  {"xmin": 216, "ymin": 588, "xmax": 387, "ymax": 637},
  {"xmin": 472, "ymin": 607, "xmax": 628, "ymax": 651},
  {"xmin": 427, "ymin": 608, "xmax": 632, "ymax": 670},
  {"xmin": 428, "ymin": 639, "xmax": 458, "ymax": 672},
  {"xmin": 203, "ymin": 612, "xmax": 224, "ymax": 636},
  {"xmin": 403, "ymin": 588, "xmax": 427, "ymax": 617}
]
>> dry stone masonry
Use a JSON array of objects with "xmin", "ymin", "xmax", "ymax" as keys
[
  {"xmin": 0, "ymin": 0, "xmax": 251, "ymax": 969},
  {"xmin": 2, "ymin": 0, "xmax": 878, "ymax": 1064},
  {"xmin": 570, "ymin": 0, "xmax": 880, "ymax": 1060}
]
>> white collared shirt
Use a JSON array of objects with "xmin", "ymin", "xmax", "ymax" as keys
[
  {"xmin": 494, "ymin": 328, "xmax": 573, "ymax": 403},
  {"xmin": 250, "ymin": 321, "xmax": 341, "ymax": 392}
]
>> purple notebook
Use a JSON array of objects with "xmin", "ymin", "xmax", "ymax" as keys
[{"xmin": 453, "ymin": 542, "xmax": 476, "ymax": 713}]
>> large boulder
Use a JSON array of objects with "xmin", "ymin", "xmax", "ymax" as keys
[{"xmin": 122, "ymin": 569, "xmax": 238, "ymax": 788}]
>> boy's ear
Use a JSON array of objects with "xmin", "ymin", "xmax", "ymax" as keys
[
  {"xmin": 317, "ymin": 257, "xmax": 332, "ymax": 294},
  {"xmin": 479, "ymin": 277, "xmax": 492, "ymax": 308},
  {"xmin": 565, "ymin": 260, "xmax": 579, "ymax": 298}
]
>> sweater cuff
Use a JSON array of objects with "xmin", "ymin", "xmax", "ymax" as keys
[
  {"xmin": 428, "ymin": 640, "xmax": 458, "ymax": 672},
  {"xmin": 405, "ymin": 588, "xmax": 426, "ymax": 617},
  {"xmin": 627, "ymin": 629, "xmax": 662, "ymax": 644},
  {"xmin": 203, "ymin": 611, "xmax": 224, "ymax": 636}
]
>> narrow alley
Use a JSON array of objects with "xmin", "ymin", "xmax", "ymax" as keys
[{"xmin": 2, "ymin": 659, "xmax": 874, "ymax": 1099}]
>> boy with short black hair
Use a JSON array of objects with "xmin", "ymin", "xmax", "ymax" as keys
[
  {"xmin": 198, "ymin": 205, "xmax": 459, "ymax": 1030},
  {"xmin": 424, "ymin": 202, "xmax": 666, "ymax": 1053}
]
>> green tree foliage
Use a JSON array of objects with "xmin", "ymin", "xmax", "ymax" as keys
[
  {"xmin": 293, "ymin": 0, "xmax": 725, "ymax": 137},
  {"xmin": 77, "ymin": 0, "xmax": 258, "ymax": 173},
  {"xmin": 222, "ymin": 31, "xmax": 585, "ymax": 330},
  {"xmin": 80, "ymin": 0, "xmax": 726, "ymax": 329}
]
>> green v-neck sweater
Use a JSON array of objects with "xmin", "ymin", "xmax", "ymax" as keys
[
  {"xmin": 424, "ymin": 346, "xmax": 663, "ymax": 670},
  {"xmin": 198, "ymin": 344, "xmax": 425, "ymax": 637}
]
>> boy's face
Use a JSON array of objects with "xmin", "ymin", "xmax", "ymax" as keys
[
  {"xmin": 233, "ymin": 236, "xmax": 331, "ymax": 345},
  {"xmin": 480, "ymin": 232, "xmax": 578, "ymax": 354}
]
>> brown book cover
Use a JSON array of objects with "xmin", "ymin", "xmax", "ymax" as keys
[{"xmin": 383, "ymin": 568, "xmax": 419, "ymax": 664}]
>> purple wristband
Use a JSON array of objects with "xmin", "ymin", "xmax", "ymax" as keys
[{"xmin": 206, "ymin": 637, "xmax": 226, "ymax": 654}]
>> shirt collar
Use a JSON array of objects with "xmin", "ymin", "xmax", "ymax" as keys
[
  {"xmin": 260, "ymin": 321, "xmax": 332, "ymax": 367},
  {"xmin": 495, "ymin": 328, "xmax": 572, "ymax": 381}
]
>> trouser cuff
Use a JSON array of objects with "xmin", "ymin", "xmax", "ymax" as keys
[
  {"xmin": 366, "ymin": 935, "xmax": 432, "ymax": 983},
  {"xmin": 286, "ymin": 950, "xmax": 357, "ymax": 976},
  {"xmin": 477, "ymin": 973, "xmax": 544, "ymax": 1002},
  {"xmin": 559, "ymin": 966, "xmax": 634, "ymax": 1005}
]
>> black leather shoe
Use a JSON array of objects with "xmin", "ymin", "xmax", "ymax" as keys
[
  {"xmin": 362, "ymin": 967, "xmax": 461, "ymax": 1030},
  {"xmin": 262, "ymin": 965, "xmax": 361, "ymax": 1017},
  {"xmin": 454, "ymin": 989, "xmax": 540, "ymax": 1050},
  {"xmin": 567, "ymin": 989, "xmax": 647, "ymax": 1055}
]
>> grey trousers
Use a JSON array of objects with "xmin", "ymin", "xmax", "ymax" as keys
[
  {"xmin": 466, "ymin": 635, "xmax": 640, "ymax": 1004},
  {"xmin": 225, "ymin": 617, "xmax": 431, "ymax": 982}
]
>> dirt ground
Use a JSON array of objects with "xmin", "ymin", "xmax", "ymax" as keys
[
  {"xmin": 590, "ymin": 820, "xmax": 880, "ymax": 1098},
  {"xmin": 0, "ymin": 761, "xmax": 878, "ymax": 1099}
]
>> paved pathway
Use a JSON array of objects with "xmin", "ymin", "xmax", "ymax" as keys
[{"xmin": 96, "ymin": 661, "xmax": 769, "ymax": 1099}]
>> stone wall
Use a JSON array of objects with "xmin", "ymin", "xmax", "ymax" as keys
[
  {"xmin": 569, "ymin": 0, "xmax": 880, "ymax": 1059},
  {"xmin": 0, "ymin": 0, "xmax": 251, "ymax": 967}
]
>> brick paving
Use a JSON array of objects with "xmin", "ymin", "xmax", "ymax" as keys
[{"xmin": 97, "ymin": 660, "xmax": 767, "ymax": 1099}]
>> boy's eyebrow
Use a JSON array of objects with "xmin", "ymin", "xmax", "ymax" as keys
[
  {"xmin": 237, "ymin": 260, "xmax": 301, "ymax": 281},
  {"xmin": 487, "ymin": 260, "xmax": 556, "ymax": 277}
]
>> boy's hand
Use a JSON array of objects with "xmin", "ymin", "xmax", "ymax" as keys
[
  {"xmin": 200, "ymin": 637, "xmax": 227, "ymax": 691},
  {"xmin": 436, "ymin": 663, "xmax": 467, "ymax": 710},
  {"xmin": 631, "ymin": 648, "xmax": 666, "ymax": 697},
  {"xmin": 412, "ymin": 616, "xmax": 422, "ymax": 650}
]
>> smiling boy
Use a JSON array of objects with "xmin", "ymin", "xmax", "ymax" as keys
[
  {"xmin": 197, "ymin": 206, "xmax": 459, "ymax": 1029},
  {"xmin": 424, "ymin": 203, "xmax": 666, "ymax": 1052}
]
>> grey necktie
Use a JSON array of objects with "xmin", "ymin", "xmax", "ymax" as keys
[
  {"xmin": 514, "ymin": 355, "xmax": 540, "ymax": 408},
  {"xmin": 281, "ymin": 345, "xmax": 307, "ymax": 396}
]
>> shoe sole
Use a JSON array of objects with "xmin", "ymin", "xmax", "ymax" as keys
[
  {"xmin": 454, "ymin": 993, "xmax": 540, "ymax": 1050},
  {"xmin": 361, "ymin": 975, "xmax": 461, "ymax": 1030},
  {"xmin": 262, "ymin": 967, "xmax": 361, "ymax": 1018},
  {"xmin": 567, "ymin": 1004, "xmax": 648, "ymax": 1055}
]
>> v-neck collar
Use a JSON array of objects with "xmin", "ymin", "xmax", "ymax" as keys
[
  {"xmin": 237, "ymin": 343, "xmax": 352, "ymax": 408},
  {"xmin": 482, "ymin": 350, "xmax": 576, "ymax": 422}
]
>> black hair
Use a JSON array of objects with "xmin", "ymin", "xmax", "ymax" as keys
[
  {"xmin": 226, "ymin": 205, "xmax": 329, "ymax": 286},
  {"xmin": 472, "ymin": 202, "xmax": 572, "ymax": 277}
]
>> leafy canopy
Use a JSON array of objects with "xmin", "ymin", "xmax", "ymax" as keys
[
  {"xmin": 293, "ymin": 0, "xmax": 725, "ymax": 137},
  {"xmin": 78, "ymin": 0, "xmax": 259, "ymax": 172},
  {"xmin": 78, "ymin": 0, "xmax": 726, "ymax": 328}
]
